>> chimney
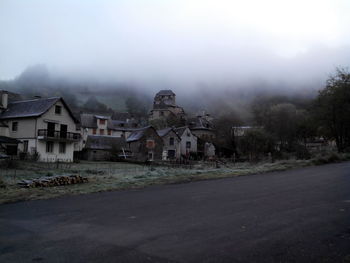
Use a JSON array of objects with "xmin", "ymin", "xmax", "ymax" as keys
[{"xmin": 0, "ymin": 91, "xmax": 8, "ymax": 110}]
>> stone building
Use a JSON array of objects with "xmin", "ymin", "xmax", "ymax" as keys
[
  {"xmin": 126, "ymin": 126, "xmax": 163, "ymax": 162},
  {"xmin": 149, "ymin": 90, "xmax": 185, "ymax": 123},
  {"xmin": 79, "ymin": 113, "xmax": 138, "ymax": 150},
  {"xmin": 83, "ymin": 135, "xmax": 127, "ymax": 161},
  {"xmin": 187, "ymin": 112, "xmax": 216, "ymax": 141}
]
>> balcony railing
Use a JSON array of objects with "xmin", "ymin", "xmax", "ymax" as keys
[{"xmin": 37, "ymin": 129, "xmax": 81, "ymax": 142}]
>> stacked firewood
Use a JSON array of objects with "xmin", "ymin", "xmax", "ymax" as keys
[{"xmin": 18, "ymin": 175, "xmax": 88, "ymax": 188}]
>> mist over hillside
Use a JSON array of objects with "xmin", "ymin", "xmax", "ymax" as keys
[{"xmin": 0, "ymin": 64, "xmax": 320, "ymax": 123}]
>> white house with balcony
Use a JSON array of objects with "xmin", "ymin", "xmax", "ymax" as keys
[{"xmin": 0, "ymin": 92, "xmax": 80, "ymax": 162}]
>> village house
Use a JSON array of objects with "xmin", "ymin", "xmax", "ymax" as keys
[
  {"xmin": 0, "ymin": 91, "xmax": 80, "ymax": 162},
  {"xmin": 187, "ymin": 112, "xmax": 216, "ymax": 141},
  {"xmin": 83, "ymin": 135, "xmax": 127, "ymax": 161},
  {"xmin": 157, "ymin": 127, "xmax": 181, "ymax": 160},
  {"xmin": 79, "ymin": 113, "xmax": 139, "ymax": 149},
  {"xmin": 126, "ymin": 126, "xmax": 163, "ymax": 162},
  {"xmin": 174, "ymin": 126, "xmax": 198, "ymax": 157},
  {"xmin": 149, "ymin": 90, "xmax": 185, "ymax": 123}
]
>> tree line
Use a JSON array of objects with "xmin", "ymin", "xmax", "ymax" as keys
[{"xmin": 214, "ymin": 68, "xmax": 350, "ymax": 160}]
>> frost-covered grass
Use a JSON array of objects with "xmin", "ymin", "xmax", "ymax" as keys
[{"xmin": 0, "ymin": 156, "xmax": 347, "ymax": 204}]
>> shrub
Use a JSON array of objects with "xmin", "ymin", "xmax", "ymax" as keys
[
  {"xmin": 0, "ymin": 178, "xmax": 6, "ymax": 188},
  {"xmin": 312, "ymin": 152, "xmax": 341, "ymax": 165},
  {"xmin": 327, "ymin": 153, "xmax": 340, "ymax": 162},
  {"xmin": 295, "ymin": 145, "xmax": 311, "ymax": 160},
  {"xmin": 1, "ymin": 159, "xmax": 19, "ymax": 169}
]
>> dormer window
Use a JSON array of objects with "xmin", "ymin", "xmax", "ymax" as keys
[{"xmin": 55, "ymin": 105, "xmax": 62, "ymax": 115}]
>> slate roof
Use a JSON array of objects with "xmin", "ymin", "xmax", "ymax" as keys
[
  {"xmin": 0, "ymin": 97, "xmax": 77, "ymax": 122},
  {"xmin": 85, "ymin": 135, "xmax": 126, "ymax": 150},
  {"xmin": 187, "ymin": 116, "xmax": 214, "ymax": 130},
  {"xmin": 174, "ymin": 126, "xmax": 188, "ymax": 137},
  {"xmin": 157, "ymin": 127, "xmax": 181, "ymax": 139},
  {"xmin": 80, "ymin": 113, "xmax": 98, "ymax": 128},
  {"xmin": 0, "ymin": 136, "xmax": 21, "ymax": 144},
  {"xmin": 112, "ymin": 112, "xmax": 133, "ymax": 121},
  {"xmin": 94, "ymin": 115, "xmax": 110, "ymax": 120},
  {"xmin": 156, "ymin": 90, "xmax": 175, "ymax": 96},
  {"xmin": 0, "ymin": 97, "xmax": 60, "ymax": 119},
  {"xmin": 157, "ymin": 127, "xmax": 172, "ymax": 137},
  {"xmin": 126, "ymin": 126, "xmax": 153, "ymax": 142}
]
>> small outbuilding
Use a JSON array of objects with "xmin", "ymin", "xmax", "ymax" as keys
[
  {"xmin": 126, "ymin": 126, "xmax": 163, "ymax": 162},
  {"xmin": 83, "ymin": 135, "xmax": 127, "ymax": 161}
]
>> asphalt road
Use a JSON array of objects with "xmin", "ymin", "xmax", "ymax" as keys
[{"xmin": 1, "ymin": 162, "xmax": 350, "ymax": 263}]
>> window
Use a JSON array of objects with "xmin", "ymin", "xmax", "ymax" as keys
[
  {"xmin": 99, "ymin": 119, "xmax": 105, "ymax": 125},
  {"xmin": 108, "ymin": 130, "xmax": 111, "ymax": 135},
  {"xmin": 59, "ymin": 142, "xmax": 66, "ymax": 153},
  {"xmin": 186, "ymin": 141, "xmax": 191, "ymax": 149},
  {"xmin": 169, "ymin": 137, "xmax": 174, "ymax": 146},
  {"xmin": 46, "ymin": 141, "xmax": 54, "ymax": 153},
  {"xmin": 160, "ymin": 111, "xmax": 164, "ymax": 116},
  {"xmin": 148, "ymin": 152, "xmax": 154, "ymax": 161},
  {"xmin": 55, "ymin": 105, "xmax": 62, "ymax": 114},
  {"xmin": 12, "ymin": 122, "xmax": 18, "ymax": 132},
  {"xmin": 23, "ymin": 140, "xmax": 28, "ymax": 153},
  {"xmin": 92, "ymin": 129, "xmax": 96, "ymax": 135},
  {"xmin": 100, "ymin": 129, "xmax": 104, "ymax": 135}
]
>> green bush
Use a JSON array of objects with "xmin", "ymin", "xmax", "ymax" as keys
[
  {"xmin": 295, "ymin": 145, "xmax": 311, "ymax": 160},
  {"xmin": 0, "ymin": 178, "xmax": 6, "ymax": 188},
  {"xmin": 312, "ymin": 152, "xmax": 341, "ymax": 165},
  {"xmin": 327, "ymin": 153, "xmax": 340, "ymax": 162}
]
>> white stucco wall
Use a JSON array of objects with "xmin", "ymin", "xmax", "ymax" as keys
[
  {"xmin": 0, "ymin": 126, "xmax": 9, "ymax": 137},
  {"xmin": 179, "ymin": 128, "xmax": 197, "ymax": 155},
  {"xmin": 38, "ymin": 101, "xmax": 77, "ymax": 132},
  {"xmin": 161, "ymin": 130, "xmax": 181, "ymax": 159},
  {"xmin": 4, "ymin": 99, "xmax": 79, "ymax": 162},
  {"xmin": 8, "ymin": 118, "xmax": 36, "ymax": 139},
  {"xmin": 36, "ymin": 140, "xmax": 74, "ymax": 162}
]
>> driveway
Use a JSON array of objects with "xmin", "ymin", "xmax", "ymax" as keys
[{"xmin": 1, "ymin": 162, "xmax": 350, "ymax": 262}]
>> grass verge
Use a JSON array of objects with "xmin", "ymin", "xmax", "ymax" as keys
[{"xmin": 1, "ymin": 153, "xmax": 349, "ymax": 204}]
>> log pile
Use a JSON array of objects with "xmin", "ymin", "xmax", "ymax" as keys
[{"xmin": 18, "ymin": 175, "xmax": 88, "ymax": 188}]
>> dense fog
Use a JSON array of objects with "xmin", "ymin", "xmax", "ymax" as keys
[{"xmin": 1, "ymin": 0, "xmax": 350, "ymax": 90}]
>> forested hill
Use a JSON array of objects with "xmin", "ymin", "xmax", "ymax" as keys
[
  {"xmin": 0, "ymin": 65, "xmax": 153, "ymax": 118},
  {"xmin": 0, "ymin": 65, "xmax": 319, "ymax": 121}
]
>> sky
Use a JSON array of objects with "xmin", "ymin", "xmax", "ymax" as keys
[{"xmin": 1, "ymin": 0, "xmax": 350, "ymax": 89}]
